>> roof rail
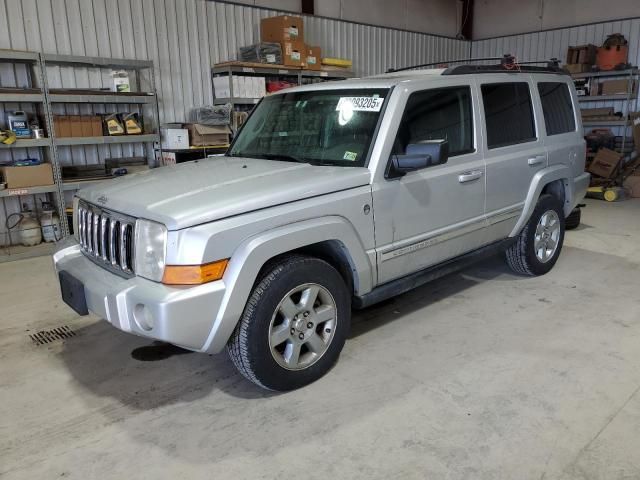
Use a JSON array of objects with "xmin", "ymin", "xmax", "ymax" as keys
[{"xmin": 388, "ymin": 54, "xmax": 566, "ymax": 75}]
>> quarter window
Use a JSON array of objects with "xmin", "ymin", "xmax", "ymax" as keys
[
  {"xmin": 393, "ymin": 86, "xmax": 474, "ymax": 157},
  {"xmin": 481, "ymin": 82, "xmax": 536, "ymax": 148},
  {"xmin": 537, "ymin": 82, "xmax": 576, "ymax": 135}
]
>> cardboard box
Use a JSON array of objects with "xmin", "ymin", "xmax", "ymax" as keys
[
  {"xmin": 600, "ymin": 79, "xmax": 636, "ymax": 95},
  {"xmin": 281, "ymin": 40, "xmax": 306, "ymax": 67},
  {"xmin": 581, "ymin": 107, "xmax": 614, "ymax": 117},
  {"xmin": 160, "ymin": 126, "xmax": 189, "ymax": 150},
  {"xmin": 305, "ymin": 46, "xmax": 322, "ymax": 70},
  {"xmin": 623, "ymin": 173, "xmax": 640, "ymax": 198},
  {"xmin": 588, "ymin": 147, "xmax": 622, "ymax": 178},
  {"xmin": 185, "ymin": 123, "xmax": 231, "ymax": 147},
  {"xmin": 53, "ymin": 115, "xmax": 71, "ymax": 137},
  {"xmin": 69, "ymin": 115, "xmax": 83, "ymax": 137},
  {"xmin": 1, "ymin": 163, "xmax": 54, "ymax": 188},
  {"xmin": 565, "ymin": 63, "xmax": 590, "ymax": 74},
  {"xmin": 81, "ymin": 116, "xmax": 93, "ymax": 137},
  {"xmin": 91, "ymin": 116, "xmax": 103, "ymax": 136},
  {"xmin": 566, "ymin": 45, "xmax": 597, "ymax": 65},
  {"xmin": 213, "ymin": 76, "xmax": 230, "ymax": 98},
  {"xmin": 261, "ymin": 15, "xmax": 304, "ymax": 43}
]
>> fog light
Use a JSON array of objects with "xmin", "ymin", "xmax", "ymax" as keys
[{"xmin": 133, "ymin": 304, "xmax": 154, "ymax": 331}]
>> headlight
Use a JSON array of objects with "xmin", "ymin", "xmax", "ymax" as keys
[
  {"xmin": 72, "ymin": 197, "xmax": 80, "ymax": 242},
  {"xmin": 134, "ymin": 219, "xmax": 167, "ymax": 282}
]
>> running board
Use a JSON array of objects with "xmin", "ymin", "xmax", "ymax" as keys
[{"xmin": 353, "ymin": 239, "xmax": 515, "ymax": 309}]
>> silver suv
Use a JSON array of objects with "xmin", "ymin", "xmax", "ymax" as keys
[{"xmin": 54, "ymin": 63, "xmax": 589, "ymax": 390}]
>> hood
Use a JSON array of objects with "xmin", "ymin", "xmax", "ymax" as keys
[{"xmin": 78, "ymin": 157, "xmax": 371, "ymax": 230}]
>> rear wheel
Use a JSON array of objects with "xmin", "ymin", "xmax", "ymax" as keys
[
  {"xmin": 506, "ymin": 194, "xmax": 565, "ymax": 276},
  {"xmin": 565, "ymin": 207, "xmax": 581, "ymax": 230},
  {"xmin": 227, "ymin": 255, "xmax": 350, "ymax": 391}
]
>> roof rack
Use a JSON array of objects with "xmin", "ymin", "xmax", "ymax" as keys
[{"xmin": 389, "ymin": 54, "xmax": 567, "ymax": 75}]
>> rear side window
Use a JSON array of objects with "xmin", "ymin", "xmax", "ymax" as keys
[
  {"xmin": 393, "ymin": 86, "xmax": 474, "ymax": 157},
  {"xmin": 537, "ymin": 82, "xmax": 576, "ymax": 135},
  {"xmin": 481, "ymin": 82, "xmax": 536, "ymax": 149}
]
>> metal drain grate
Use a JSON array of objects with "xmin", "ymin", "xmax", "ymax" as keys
[{"xmin": 29, "ymin": 326, "xmax": 76, "ymax": 345}]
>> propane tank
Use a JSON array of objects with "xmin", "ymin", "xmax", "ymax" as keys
[
  {"xmin": 40, "ymin": 202, "xmax": 61, "ymax": 243},
  {"xmin": 7, "ymin": 209, "xmax": 42, "ymax": 246}
]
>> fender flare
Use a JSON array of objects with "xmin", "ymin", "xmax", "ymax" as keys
[
  {"xmin": 201, "ymin": 216, "xmax": 373, "ymax": 353},
  {"xmin": 509, "ymin": 164, "xmax": 573, "ymax": 237}
]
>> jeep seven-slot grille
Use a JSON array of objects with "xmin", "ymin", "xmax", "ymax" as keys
[{"xmin": 77, "ymin": 202, "xmax": 135, "ymax": 275}]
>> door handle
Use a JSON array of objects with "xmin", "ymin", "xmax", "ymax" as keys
[
  {"xmin": 458, "ymin": 170, "xmax": 483, "ymax": 183},
  {"xmin": 527, "ymin": 155, "xmax": 546, "ymax": 166}
]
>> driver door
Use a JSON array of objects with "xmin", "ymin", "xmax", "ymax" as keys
[{"xmin": 373, "ymin": 82, "xmax": 487, "ymax": 284}]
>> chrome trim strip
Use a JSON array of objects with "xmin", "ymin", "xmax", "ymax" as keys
[
  {"xmin": 92, "ymin": 213, "xmax": 100, "ymax": 257},
  {"xmin": 120, "ymin": 222, "xmax": 129, "ymax": 272},
  {"xmin": 110, "ymin": 219, "xmax": 118, "ymax": 266},
  {"xmin": 100, "ymin": 216, "xmax": 108, "ymax": 261},
  {"xmin": 380, "ymin": 218, "xmax": 486, "ymax": 262},
  {"xmin": 86, "ymin": 211, "xmax": 94, "ymax": 254}
]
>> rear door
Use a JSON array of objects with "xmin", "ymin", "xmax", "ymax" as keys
[
  {"xmin": 533, "ymin": 76, "xmax": 585, "ymax": 181},
  {"xmin": 479, "ymin": 76, "xmax": 547, "ymax": 242}
]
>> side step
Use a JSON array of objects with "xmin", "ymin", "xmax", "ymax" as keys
[{"xmin": 353, "ymin": 238, "xmax": 514, "ymax": 309}]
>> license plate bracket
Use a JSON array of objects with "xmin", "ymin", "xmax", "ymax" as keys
[{"xmin": 59, "ymin": 270, "xmax": 89, "ymax": 316}]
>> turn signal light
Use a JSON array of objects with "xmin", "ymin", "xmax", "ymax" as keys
[{"xmin": 162, "ymin": 259, "xmax": 229, "ymax": 285}]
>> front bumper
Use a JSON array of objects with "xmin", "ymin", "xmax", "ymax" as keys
[{"xmin": 53, "ymin": 239, "xmax": 227, "ymax": 352}]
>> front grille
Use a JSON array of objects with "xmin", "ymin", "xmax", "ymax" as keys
[{"xmin": 77, "ymin": 201, "xmax": 135, "ymax": 276}]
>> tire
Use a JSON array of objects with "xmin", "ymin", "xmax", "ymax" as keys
[
  {"xmin": 227, "ymin": 254, "xmax": 351, "ymax": 391},
  {"xmin": 565, "ymin": 207, "xmax": 581, "ymax": 230},
  {"xmin": 505, "ymin": 194, "xmax": 565, "ymax": 276}
]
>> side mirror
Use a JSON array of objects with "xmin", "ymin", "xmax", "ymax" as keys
[{"xmin": 390, "ymin": 140, "xmax": 449, "ymax": 177}]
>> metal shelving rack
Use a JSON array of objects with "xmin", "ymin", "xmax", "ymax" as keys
[
  {"xmin": 212, "ymin": 61, "xmax": 355, "ymax": 105},
  {"xmin": 0, "ymin": 49, "xmax": 61, "ymax": 262},
  {"xmin": 574, "ymin": 68, "xmax": 639, "ymax": 157},
  {"xmin": 0, "ymin": 50, "xmax": 161, "ymax": 261}
]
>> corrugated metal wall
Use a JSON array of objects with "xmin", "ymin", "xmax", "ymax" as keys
[
  {"xmin": 472, "ymin": 18, "xmax": 640, "ymax": 126},
  {"xmin": 0, "ymin": 0, "xmax": 469, "ymax": 124}
]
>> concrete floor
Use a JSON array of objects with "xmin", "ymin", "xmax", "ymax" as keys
[{"xmin": 1, "ymin": 198, "xmax": 640, "ymax": 480}]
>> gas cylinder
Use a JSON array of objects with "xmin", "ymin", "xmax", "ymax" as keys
[
  {"xmin": 7, "ymin": 210, "xmax": 42, "ymax": 246},
  {"xmin": 40, "ymin": 202, "xmax": 61, "ymax": 242}
]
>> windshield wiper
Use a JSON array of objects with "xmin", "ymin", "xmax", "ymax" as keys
[{"xmin": 241, "ymin": 152, "xmax": 309, "ymax": 164}]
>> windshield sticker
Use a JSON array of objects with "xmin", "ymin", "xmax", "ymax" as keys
[
  {"xmin": 343, "ymin": 151, "xmax": 357, "ymax": 161},
  {"xmin": 277, "ymin": 131, "xmax": 288, "ymax": 137},
  {"xmin": 336, "ymin": 96, "xmax": 384, "ymax": 112}
]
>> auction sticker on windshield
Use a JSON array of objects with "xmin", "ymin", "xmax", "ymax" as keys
[{"xmin": 336, "ymin": 96, "xmax": 384, "ymax": 112}]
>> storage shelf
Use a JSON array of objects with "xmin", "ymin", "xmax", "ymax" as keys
[
  {"xmin": 0, "ymin": 184, "xmax": 58, "ymax": 197},
  {"xmin": 0, "ymin": 92, "xmax": 44, "ymax": 102},
  {"xmin": 0, "ymin": 49, "xmax": 40, "ymax": 62},
  {"xmin": 43, "ymin": 53, "xmax": 153, "ymax": 70},
  {"xmin": 578, "ymin": 94, "xmax": 637, "ymax": 102},
  {"xmin": 213, "ymin": 97, "xmax": 260, "ymax": 105},
  {"xmin": 56, "ymin": 134, "xmax": 159, "ymax": 146},
  {"xmin": 572, "ymin": 68, "xmax": 638, "ymax": 79},
  {"xmin": 62, "ymin": 179, "xmax": 109, "ymax": 190},
  {"xmin": 582, "ymin": 120, "xmax": 629, "ymax": 126},
  {"xmin": 0, "ymin": 242, "xmax": 56, "ymax": 263},
  {"xmin": 0, "ymin": 138, "xmax": 52, "ymax": 148},
  {"xmin": 302, "ymin": 69, "xmax": 355, "ymax": 78},
  {"xmin": 49, "ymin": 93, "xmax": 155, "ymax": 104}
]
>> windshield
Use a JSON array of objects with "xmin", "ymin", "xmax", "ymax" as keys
[{"xmin": 229, "ymin": 88, "xmax": 390, "ymax": 167}]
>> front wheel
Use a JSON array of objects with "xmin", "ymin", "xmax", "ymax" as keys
[
  {"xmin": 227, "ymin": 255, "xmax": 350, "ymax": 391},
  {"xmin": 505, "ymin": 194, "xmax": 565, "ymax": 276}
]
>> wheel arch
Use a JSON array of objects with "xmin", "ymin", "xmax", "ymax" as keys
[
  {"xmin": 201, "ymin": 216, "xmax": 374, "ymax": 353},
  {"xmin": 510, "ymin": 165, "xmax": 573, "ymax": 237}
]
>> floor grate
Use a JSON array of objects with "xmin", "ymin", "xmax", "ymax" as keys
[{"xmin": 29, "ymin": 326, "xmax": 76, "ymax": 345}]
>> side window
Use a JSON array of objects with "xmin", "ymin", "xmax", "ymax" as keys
[
  {"xmin": 537, "ymin": 82, "xmax": 576, "ymax": 135},
  {"xmin": 393, "ymin": 86, "xmax": 473, "ymax": 158},
  {"xmin": 481, "ymin": 82, "xmax": 536, "ymax": 149}
]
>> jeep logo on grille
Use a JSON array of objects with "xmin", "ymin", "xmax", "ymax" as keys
[{"xmin": 96, "ymin": 195, "xmax": 108, "ymax": 205}]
